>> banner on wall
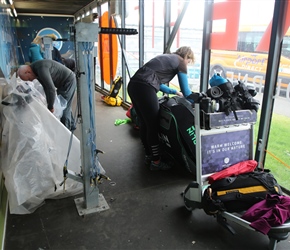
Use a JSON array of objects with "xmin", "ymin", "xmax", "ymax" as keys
[
  {"xmin": 16, "ymin": 16, "xmax": 74, "ymax": 64},
  {"xmin": 37, "ymin": 28, "xmax": 63, "ymax": 51},
  {"xmin": 0, "ymin": 9, "xmax": 18, "ymax": 79}
]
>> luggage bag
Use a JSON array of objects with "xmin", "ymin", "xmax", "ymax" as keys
[
  {"xmin": 159, "ymin": 96, "xmax": 196, "ymax": 174},
  {"xmin": 202, "ymin": 170, "xmax": 283, "ymax": 214}
]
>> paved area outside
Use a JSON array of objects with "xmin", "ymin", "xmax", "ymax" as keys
[{"xmin": 256, "ymin": 93, "xmax": 290, "ymax": 118}]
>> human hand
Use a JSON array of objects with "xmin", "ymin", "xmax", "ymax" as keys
[
  {"xmin": 49, "ymin": 108, "xmax": 55, "ymax": 113},
  {"xmin": 176, "ymin": 91, "xmax": 183, "ymax": 97}
]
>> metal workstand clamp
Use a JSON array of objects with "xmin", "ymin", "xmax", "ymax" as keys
[
  {"xmin": 74, "ymin": 22, "xmax": 109, "ymax": 216},
  {"xmin": 70, "ymin": 22, "xmax": 138, "ymax": 216}
]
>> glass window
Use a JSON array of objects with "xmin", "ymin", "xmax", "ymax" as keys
[
  {"xmin": 95, "ymin": 0, "xmax": 290, "ymax": 191},
  {"xmin": 209, "ymin": 0, "xmax": 290, "ymax": 191}
]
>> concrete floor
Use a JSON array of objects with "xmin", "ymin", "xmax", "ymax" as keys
[{"xmin": 4, "ymin": 91, "xmax": 290, "ymax": 250}]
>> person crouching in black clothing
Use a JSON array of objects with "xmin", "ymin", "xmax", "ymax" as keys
[{"xmin": 127, "ymin": 46, "xmax": 195, "ymax": 171}]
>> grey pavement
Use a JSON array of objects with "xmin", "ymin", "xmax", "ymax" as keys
[{"xmin": 256, "ymin": 93, "xmax": 290, "ymax": 118}]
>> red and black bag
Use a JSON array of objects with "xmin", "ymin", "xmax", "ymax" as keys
[{"xmin": 202, "ymin": 170, "xmax": 283, "ymax": 214}]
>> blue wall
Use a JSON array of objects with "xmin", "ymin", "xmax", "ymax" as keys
[
  {"xmin": 0, "ymin": 8, "xmax": 19, "ymax": 79},
  {"xmin": 15, "ymin": 16, "xmax": 75, "ymax": 64},
  {"xmin": 0, "ymin": 10, "xmax": 75, "ymax": 79}
]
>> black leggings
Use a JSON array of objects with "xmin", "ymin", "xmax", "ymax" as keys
[{"xmin": 128, "ymin": 81, "xmax": 160, "ymax": 161}]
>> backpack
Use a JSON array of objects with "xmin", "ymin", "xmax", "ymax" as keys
[
  {"xmin": 103, "ymin": 76, "xmax": 123, "ymax": 106},
  {"xmin": 103, "ymin": 95, "xmax": 122, "ymax": 106},
  {"xmin": 202, "ymin": 170, "xmax": 283, "ymax": 214}
]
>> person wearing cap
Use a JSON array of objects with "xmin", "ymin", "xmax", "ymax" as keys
[
  {"xmin": 127, "ymin": 46, "xmax": 195, "ymax": 171},
  {"xmin": 17, "ymin": 59, "xmax": 76, "ymax": 131}
]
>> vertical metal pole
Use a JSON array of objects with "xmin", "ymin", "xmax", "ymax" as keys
[
  {"xmin": 78, "ymin": 44, "xmax": 99, "ymax": 209},
  {"xmin": 74, "ymin": 22, "xmax": 109, "ymax": 214},
  {"xmin": 98, "ymin": 4, "xmax": 105, "ymax": 89},
  {"xmin": 120, "ymin": 0, "xmax": 128, "ymax": 100},
  {"xmin": 114, "ymin": 16, "xmax": 132, "ymax": 80},
  {"xmin": 255, "ymin": 0, "xmax": 288, "ymax": 164},
  {"xmin": 139, "ymin": 0, "xmax": 145, "ymax": 67},
  {"xmin": 108, "ymin": 0, "xmax": 114, "ymax": 86},
  {"xmin": 163, "ymin": 0, "xmax": 171, "ymax": 53},
  {"xmin": 164, "ymin": 0, "xmax": 190, "ymax": 54},
  {"xmin": 199, "ymin": 0, "xmax": 214, "ymax": 93},
  {"xmin": 194, "ymin": 103, "xmax": 202, "ymax": 203}
]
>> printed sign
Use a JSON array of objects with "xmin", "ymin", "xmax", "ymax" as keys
[{"xmin": 201, "ymin": 129, "xmax": 251, "ymax": 175}]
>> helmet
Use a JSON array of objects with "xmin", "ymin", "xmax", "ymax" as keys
[{"xmin": 209, "ymin": 73, "xmax": 228, "ymax": 87}]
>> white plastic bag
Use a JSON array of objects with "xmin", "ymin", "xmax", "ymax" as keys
[
  {"xmin": 53, "ymin": 95, "xmax": 67, "ymax": 120},
  {"xmin": 0, "ymin": 82, "xmax": 82, "ymax": 214}
]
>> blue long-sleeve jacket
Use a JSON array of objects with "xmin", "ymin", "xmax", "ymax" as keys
[{"xmin": 28, "ymin": 43, "xmax": 44, "ymax": 63}]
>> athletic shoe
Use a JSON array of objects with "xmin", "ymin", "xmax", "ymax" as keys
[{"xmin": 150, "ymin": 160, "xmax": 171, "ymax": 171}]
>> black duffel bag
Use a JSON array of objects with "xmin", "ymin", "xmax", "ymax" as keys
[{"xmin": 202, "ymin": 170, "xmax": 283, "ymax": 214}]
